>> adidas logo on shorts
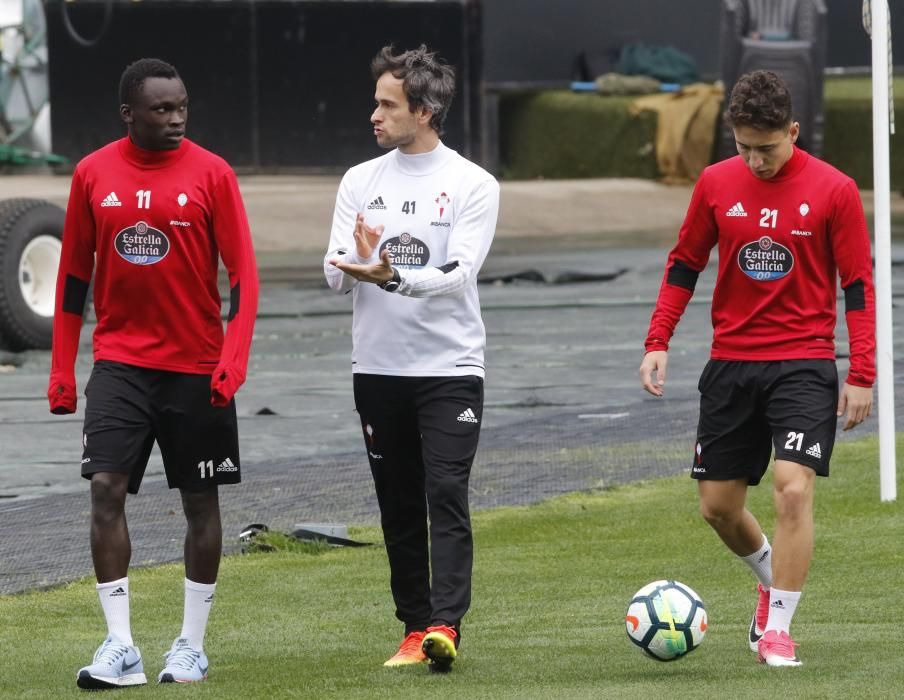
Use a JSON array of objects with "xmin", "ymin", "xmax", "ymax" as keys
[
  {"xmin": 805, "ymin": 443, "xmax": 822, "ymax": 459},
  {"xmin": 216, "ymin": 457, "xmax": 238, "ymax": 472},
  {"xmin": 457, "ymin": 408, "xmax": 479, "ymax": 423}
]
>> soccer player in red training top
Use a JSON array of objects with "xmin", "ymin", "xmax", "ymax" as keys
[
  {"xmin": 47, "ymin": 58, "xmax": 258, "ymax": 689},
  {"xmin": 639, "ymin": 70, "xmax": 875, "ymax": 667}
]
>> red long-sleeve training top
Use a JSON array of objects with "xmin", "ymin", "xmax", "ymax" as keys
[
  {"xmin": 645, "ymin": 147, "xmax": 875, "ymax": 387},
  {"xmin": 48, "ymin": 137, "xmax": 259, "ymax": 412}
]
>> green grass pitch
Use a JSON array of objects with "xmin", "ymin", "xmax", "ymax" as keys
[{"xmin": 1, "ymin": 435, "xmax": 901, "ymax": 698}]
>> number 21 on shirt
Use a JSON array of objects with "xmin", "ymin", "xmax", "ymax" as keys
[{"xmin": 759, "ymin": 208, "xmax": 777, "ymax": 228}]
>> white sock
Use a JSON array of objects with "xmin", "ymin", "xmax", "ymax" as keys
[
  {"xmin": 97, "ymin": 577, "xmax": 133, "ymax": 645},
  {"xmin": 765, "ymin": 587, "xmax": 801, "ymax": 635},
  {"xmin": 740, "ymin": 535, "xmax": 772, "ymax": 588},
  {"xmin": 181, "ymin": 578, "xmax": 216, "ymax": 650}
]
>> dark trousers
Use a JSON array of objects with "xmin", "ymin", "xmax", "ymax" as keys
[{"xmin": 353, "ymin": 374, "xmax": 483, "ymax": 633}]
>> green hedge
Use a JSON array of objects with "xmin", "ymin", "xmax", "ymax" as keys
[
  {"xmin": 499, "ymin": 77, "xmax": 904, "ymax": 188},
  {"xmin": 498, "ymin": 91, "xmax": 659, "ymax": 180},
  {"xmin": 822, "ymin": 76, "xmax": 904, "ymax": 189}
]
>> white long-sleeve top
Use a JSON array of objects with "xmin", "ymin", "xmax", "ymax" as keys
[{"xmin": 324, "ymin": 142, "xmax": 500, "ymax": 378}]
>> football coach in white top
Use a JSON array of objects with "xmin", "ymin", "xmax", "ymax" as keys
[{"xmin": 325, "ymin": 44, "xmax": 499, "ymax": 671}]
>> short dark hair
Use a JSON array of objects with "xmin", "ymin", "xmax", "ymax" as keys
[
  {"xmin": 725, "ymin": 70, "xmax": 793, "ymax": 131},
  {"xmin": 371, "ymin": 44, "xmax": 456, "ymax": 134},
  {"xmin": 119, "ymin": 58, "xmax": 181, "ymax": 105}
]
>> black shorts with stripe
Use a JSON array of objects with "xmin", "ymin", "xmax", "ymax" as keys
[
  {"xmin": 692, "ymin": 359, "xmax": 838, "ymax": 485},
  {"xmin": 81, "ymin": 360, "xmax": 241, "ymax": 494}
]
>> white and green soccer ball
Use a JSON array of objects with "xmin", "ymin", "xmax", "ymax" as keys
[{"xmin": 625, "ymin": 579, "xmax": 707, "ymax": 661}]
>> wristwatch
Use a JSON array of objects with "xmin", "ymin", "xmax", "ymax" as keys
[{"xmin": 379, "ymin": 267, "xmax": 401, "ymax": 292}]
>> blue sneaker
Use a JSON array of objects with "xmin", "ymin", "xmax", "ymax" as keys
[
  {"xmin": 76, "ymin": 635, "xmax": 147, "ymax": 689},
  {"xmin": 158, "ymin": 638, "xmax": 209, "ymax": 683}
]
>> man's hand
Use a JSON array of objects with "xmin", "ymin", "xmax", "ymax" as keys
[
  {"xmin": 353, "ymin": 213, "xmax": 384, "ymax": 259},
  {"xmin": 639, "ymin": 351, "xmax": 668, "ymax": 396},
  {"xmin": 330, "ymin": 248, "xmax": 395, "ymax": 285},
  {"xmin": 837, "ymin": 382, "xmax": 872, "ymax": 431}
]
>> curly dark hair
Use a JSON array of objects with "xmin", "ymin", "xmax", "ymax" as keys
[
  {"xmin": 119, "ymin": 58, "xmax": 181, "ymax": 105},
  {"xmin": 371, "ymin": 44, "xmax": 456, "ymax": 134},
  {"xmin": 724, "ymin": 70, "xmax": 793, "ymax": 131}
]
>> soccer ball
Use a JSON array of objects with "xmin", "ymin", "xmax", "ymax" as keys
[{"xmin": 625, "ymin": 579, "xmax": 707, "ymax": 661}]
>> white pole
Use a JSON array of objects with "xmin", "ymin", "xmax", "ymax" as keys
[{"xmin": 870, "ymin": 0, "xmax": 897, "ymax": 502}]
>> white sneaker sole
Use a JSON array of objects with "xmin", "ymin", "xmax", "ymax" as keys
[
  {"xmin": 76, "ymin": 671, "xmax": 148, "ymax": 689},
  {"xmin": 760, "ymin": 654, "xmax": 803, "ymax": 667},
  {"xmin": 158, "ymin": 672, "xmax": 208, "ymax": 683}
]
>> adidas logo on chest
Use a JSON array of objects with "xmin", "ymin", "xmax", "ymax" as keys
[
  {"xmin": 101, "ymin": 192, "xmax": 122, "ymax": 207},
  {"xmin": 725, "ymin": 201, "xmax": 747, "ymax": 217}
]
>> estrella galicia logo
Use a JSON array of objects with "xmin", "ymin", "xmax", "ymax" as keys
[
  {"xmin": 737, "ymin": 235, "xmax": 793, "ymax": 281},
  {"xmin": 114, "ymin": 221, "xmax": 170, "ymax": 265},
  {"xmin": 379, "ymin": 232, "xmax": 430, "ymax": 268}
]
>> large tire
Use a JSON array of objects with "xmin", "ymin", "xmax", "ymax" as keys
[{"xmin": 0, "ymin": 198, "xmax": 65, "ymax": 351}]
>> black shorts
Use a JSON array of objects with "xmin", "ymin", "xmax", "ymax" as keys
[
  {"xmin": 82, "ymin": 360, "xmax": 241, "ymax": 494},
  {"xmin": 692, "ymin": 359, "xmax": 838, "ymax": 485}
]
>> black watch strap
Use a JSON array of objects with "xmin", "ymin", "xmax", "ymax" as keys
[{"xmin": 379, "ymin": 267, "xmax": 401, "ymax": 292}]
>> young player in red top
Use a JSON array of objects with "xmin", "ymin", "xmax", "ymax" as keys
[
  {"xmin": 48, "ymin": 58, "xmax": 258, "ymax": 689},
  {"xmin": 639, "ymin": 71, "xmax": 875, "ymax": 667}
]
